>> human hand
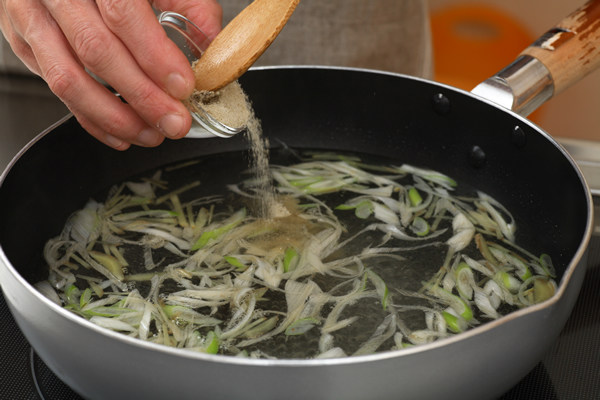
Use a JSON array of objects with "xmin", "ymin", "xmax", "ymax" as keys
[{"xmin": 0, "ymin": 0, "xmax": 222, "ymax": 150}]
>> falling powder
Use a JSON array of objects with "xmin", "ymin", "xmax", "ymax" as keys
[{"xmin": 191, "ymin": 81, "xmax": 277, "ymax": 219}]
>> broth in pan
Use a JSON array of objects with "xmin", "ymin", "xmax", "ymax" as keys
[{"xmin": 36, "ymin": 149, "xmax": 557, "ymax": 359}]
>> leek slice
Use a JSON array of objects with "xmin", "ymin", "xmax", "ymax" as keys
[
  {"xmin": 285, "ymin": 317, "xmax": 318, "ymax": 335},
  {"xmin": 518, "ymin": 276, "xmax": 557, "ymax": 306},
  {"xmin": 539, "ymin": 254, "xmax": 556, "ymax": 278},
  {"xmin": 242, "ymin": 317, "xmax": 279, "ymax": 338},
  {"xmin": 283, "ymin": 247, "xmax": 299, "ymax": 272},
  {"xmin": 442, "ymin": 310, "xmax": 468, "ymax": 333},
  {"xmin": 89, "ymin": 251, "xmax": 125, "ymax": 281},
  {"xmin": 188, "ymin": 331, "xmax": 220, "ymax": 354},
  {"xmin": 224, "ymin": 256, "xmax": 249, "ymax": 270},
  {"xmin": 192, "ymin": 208, "xmax": 246, "ymax": 250},
  {"xmin": 64, "ymin": 284, "xmax": 81, "ymax": 306},
  {"xmin": 408, "ymin": 187, "xmax": 423, "ymax": 207},
  {"xmin": 495, "ymin": 271, "xmax": 521, "ymax": 294},
  {"xmin": 398, "ymin": 164, "xmax": 457, "ymax": 190},
  {"xmin": 455, "ymin": 262, "xmax": 475, "ymax": 300},
  {"xmin": 80, "ymin": 288, "xmax": 92, "ymax": 309},
  {"xmin": 489, "ymin": 247, "xmax": 532, "ymax": 281},
  {"xmin": 473, "ymin": 288, "xmax": 500, "ymax": 319},
  {"xmin": 433, "ymin": 287, "xmax": 473, "ymax": 321},
  {"xmin": 410, "ymin": 217, "xmax": 429, "ymax": 236},
  {"xmin": 366, "ymin": 269, "xmax": 389, "ymax": 310}
]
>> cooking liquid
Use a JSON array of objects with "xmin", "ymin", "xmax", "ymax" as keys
[{"xmin": 80, "ymin": 149, "xmax": 532, "ymax": 358}]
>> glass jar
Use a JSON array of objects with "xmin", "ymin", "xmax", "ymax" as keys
[{"xmin": 159, "ymin": 12, "xmax": 245, "ymax": 139}]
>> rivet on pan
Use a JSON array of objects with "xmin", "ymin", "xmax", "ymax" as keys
[
  {"xmin": 432, "ymin": 93, "xmax": 451, "ymax": 115},
  {"xmin": 468, "ymin": 145, "xmax": 486, "ymax": 169},
  {"xmin": 511, "ymin": 126, "xmax": 527, "ymax": 148}
]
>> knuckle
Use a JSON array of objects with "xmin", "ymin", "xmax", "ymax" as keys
[
  {"xmin": 6, "ymin": 35, "xmax": 30, "ymax": 59},
  {"xmin": 45, "ymin": 64, "xmax": 80, "ymax": 101},
  {"xmin": 99, "ymin": 0, "xmax": 136, "ymax": 27},
  {"xmin": 102, "ymin": 109, "xmax": 132, "ymax": 137},
  {"xmin": 126, "ymin": 80, "xmax": 164, "ymax": 115},
  {"xmin": 71, "ymin": 22, "xmax": 112, "ymax": 67},
  {"xmin": 3, "ymin": 0, "xmax": 25, "ymax": 18},
  {"xmin": 3, "ymin": 0, "xmax": 18, "ymax": 16}
]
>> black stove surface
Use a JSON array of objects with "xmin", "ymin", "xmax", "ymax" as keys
[{"xmin": 2, "ymin": 210, "xmax": 600, "ymax": 400}]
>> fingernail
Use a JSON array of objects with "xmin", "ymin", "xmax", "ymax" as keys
[
  {"xmin": 137, "ymin": 128, "xmax": 162, "ymax": 146},
  {"xmin": 159, "ymin": 114, "xmax": 185, "ymax": 138},
  {"xmin": 166, "ymin": 73, "xmax": 189, "ymax": 99},
  {"xmin": 105, "ymin": 134, "xmax": 123, "ymax": 148}
]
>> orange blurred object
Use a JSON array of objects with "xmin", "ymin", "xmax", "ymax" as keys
[{"xmin": 430, "ymin": 4, "xmax": 543, "ymax": 122}]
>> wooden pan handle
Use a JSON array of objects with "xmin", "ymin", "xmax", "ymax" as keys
[
  {"xmin": 472, "ymin": 0, "xmax": 600, "ymax": 116},
  {"xmin": 521, "ymin": 0, "xmax": 600, "ymax": 96}
]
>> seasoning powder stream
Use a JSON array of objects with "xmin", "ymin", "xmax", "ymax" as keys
[{"xmin": 193, "ymin": 81, "xmax": 278, "ymax": 219}]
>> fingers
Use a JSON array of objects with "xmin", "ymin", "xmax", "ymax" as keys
[
  {"xmin": 40, "ymin": 0, "xmax": 192, "ymax": 140},
  {"xmin": 154, "ymin": 0, "xmax": 223, "ymax": 40},
  {"xmin": 96, "ymin": 0, "xmax": 195, "ymax": 100},
  {"xmin": 8, "ymin": 0, "xmax": 164, "ymax": 149},
  {"xmin": 73, "ymin": 106, "xmax": 165, "ymax": 151},
  {"xmin": 1, "ymin": 0, "xmax": 42, "ymax": 74},
  {"xmin": 2, "ymin": 0, "xmax": 223, "ymax": 149}
]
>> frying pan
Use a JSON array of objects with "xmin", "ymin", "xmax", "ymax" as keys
[{"xmin": 0, "ymin": 2, "xmax": 597, "ymax": 400}]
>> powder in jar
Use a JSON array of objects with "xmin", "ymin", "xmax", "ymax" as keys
[{"xmin": 190, "ymin": 80, "xmax": 251, "ymax": 128}]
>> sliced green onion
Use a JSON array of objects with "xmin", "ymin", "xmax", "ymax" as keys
[
  {"xmin": 447, "ymin": 213, "xmax": 475, "ymax": 252},
  {"xmin": 539, "ymin": 254, "xmax": 556, "ymax": 278},
  {"xmin": 155, "ymin": 180, "xmax": 201, "ymax": 205},
  {"xmin": 89, "ymin": 251, "xmax": 125, "ymax": 281},
  {"xmin": 224, "ymin": 256, "xmax": 249, "ymax": 270},
  {"xmin": 79, "ymin": 288, "xmax": 92, "ymax": 309},
  {"xmin": 355, "ymin": 201, "xmax": 373, "ymax": 219},
  {"xmin": 82, "ymin": 306, "xmax": 137, "ymax": 318},
  {"xmin": 242, "ymin": 317, "xmax": 279, "ymax": 338},
  {"xmin": 90, "ymin": 316, "xmax": 137, "ymax": 332},
  {"xmin": 533, "ymin": 278, "xmax": 556, "ymax": 303},
  {"xmin": 64, "ymin": 284, "xmax": 81, "ymax": 306},
  {"xmin": 518, "ymin": 276, "xmax": 557, "ymax": 306},
  {"xmin": 289, "ymin": 176, "xmax": 323, "ymax": 187},
  {"xmin": 408, "ymin": 187, "xmax": 423, "ymax": 207},
  {"xmin": 473, "ymin": 288, "xmax": 499, "ymax": 319},
  {"xmin": 367, "ymin": 269, "xmax": 389, "ymax": 310},
  {"xmin": 283, "ymin": 247, "xmax": 299, "ymax": 272},
  {"xmin": 455, "ymin": 262, "xmax": 475, "ymax": 300},
  {"xmin": 410, "ymin": 217, "xmax": 430, "ymax": 236},
  {"xmin": 111, "ymin": 209, "xmax": 178, "ymax": 222},
  {"xmin": 433, "ymin": 287, "xmax": 473, "ymax": 321},
  {"xmin": 442, "ymin": 310, "xmax": 468, "ymax": 333},
  {"xmin": 478, "ymin": 199, "xmax": 516, "ymax": 242},
  {"xmin": 302, "ymin": 177, "xmax": 357, "ymax": 194},
  {"xmin": 489, "ymin": 247, "xmax": 532, "ymax": 281},
  {"xmin": 474, "ymin": 233, "xmax": 499, "ymax": 265},
  {"xmin": 285, "ymin": 317, "xmax": 318, "ymax": 335},
  {"xmin": 201, "ymin": 331, "xmax": 220, "ymax": 354},
  {"xmin": 398, "ymin": 164, "xmax": 457, "ymax": 189},
  {"xmin": 192, "ymin": 208, "xmax": 247, "ymax": 250},
  {"xmin": 38, "ymin": 151, "xmax": 556, "ymax": 359},
  {"xmin": 495, "ymin": 271, "xmax": 521, "ymax": 294}
]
